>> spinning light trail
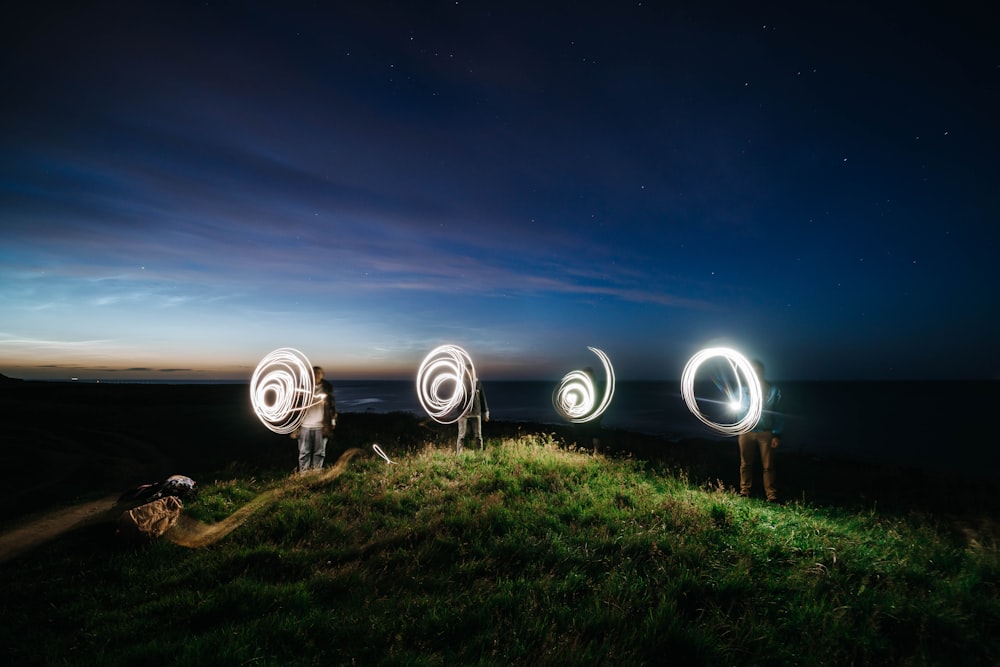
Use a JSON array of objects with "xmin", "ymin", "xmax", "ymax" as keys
[
  {"xmin": 680, "ymin": 347, "xmax": 763, "ymax": 435},
  {"xmin": 552, "ymin": 347, "xmax": 616, "ymax": 423},
  {"xmin": 416, "ymin": 344, "xmax": 477, "ymax": 424},
  {"xmin": 167, "ymin": 449, "xmax": 362, "ymax": 548},
  {"xmin": 372, "ymin": 444, "xmax": 396, "ymax": 465},
  {"xmin": 250, "ymin": 347, "xmax": 318, "ymax": 434}
]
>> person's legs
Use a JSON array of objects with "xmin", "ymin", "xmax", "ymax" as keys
[
  {"xmin": 297, "ymin": 429, "xmax": 315, "ymax": 472},
  {"xmin": 737, "ymin": 433, "xmax": 755, "ymax": 495},
  {"xmin": 457, "ymin": 418, "xmax": 468, "ymax": 453},
  {"xmin": 470, "ymin": 416, "xmax": 483, "ymax": 450},
  {"xmin": 312, "ymin": 435, "xmax": 327, "ymax": 470},
  {"xmin": 759, "ymin": 434, "xmax": 777, "ymax": 501}
]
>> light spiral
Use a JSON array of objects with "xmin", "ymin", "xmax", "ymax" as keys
[
  {"xmin": 416, "ymin": 344, "xmax": 477, "ymax": 424},
  {"xmin": 552, "ymin": 347, "xmax": 616, "ymax": 423},
  {"xmin": 372, "ymin": 444, "xmax": 396, "ymax": 465},
  {"xmin": 250, "ymin": 347, "xmax": 317, "ymax": 434},
  {"xmin": 680, "ymin": 347, "xmax": 762, "ymax": 436}
]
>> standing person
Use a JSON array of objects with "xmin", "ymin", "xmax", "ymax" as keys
[
  {"xmin": 457, "ymin": 370, "xmax": 489, "ymax": 453},
  {"xmin": 574, "ymin": 367, "xmax": 604, "ymax": 456},
  {"xmin": 296, "ymin": 366, "xmax": 337, "ymax": 472},
  {"xmin": 738, "ymin": 360, "xmax": 784, "ymax": 502}
]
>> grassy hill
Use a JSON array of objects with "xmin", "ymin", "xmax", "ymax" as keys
[{"xmin": 1, "ymin": 423, "xmax": 998, "ymax": 666}]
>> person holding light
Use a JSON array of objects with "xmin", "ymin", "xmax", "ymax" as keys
[
  {"xmin": 457, "ymin": 366, "xmax": 489, "ymax": 453},
  {"xmin": 295, "ymin": 366, "xmax": 337, "ymax": 472},
  {"xmin": 738, "ymin": 360, "xmax": 784, "ymax": 502}
]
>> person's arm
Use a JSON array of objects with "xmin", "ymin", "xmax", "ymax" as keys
[
  {"xmin": 324, "ymin": 380, "xmax": 337, "ymax": 428},
  {"xmin": 770, "ymin": 386, "xmax": 783, "ymax": 448},
  {"xmin": 479, "ymin": 380, "xmax": 490, "ymax": 421}
]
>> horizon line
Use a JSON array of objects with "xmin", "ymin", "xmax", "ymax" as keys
[{"xmin": 3, "ymin": 375, "xmax": 997, "ymax": 385}]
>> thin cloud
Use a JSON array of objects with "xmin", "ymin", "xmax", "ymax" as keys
[{"xmin": 0, "ymin": 334, "xmax": 115, "ymax": 349}]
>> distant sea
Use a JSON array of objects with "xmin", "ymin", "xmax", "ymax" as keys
[{"xmin": 332, "ymin": 379, "xmax": 1000, "ymax": 479}]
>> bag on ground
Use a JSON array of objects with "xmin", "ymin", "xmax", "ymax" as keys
[
  {"xmin": 118, "ymin": 474, "xmax": 198, "ymax": 503},
  {"xmin": 117, "ymin": 496, "xmax": 183, "ymax": 542}
]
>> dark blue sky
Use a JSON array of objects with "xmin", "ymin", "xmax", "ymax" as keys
[{"xmin": 2, "ymin": 1, "xmax": 998, "ymax": 381}]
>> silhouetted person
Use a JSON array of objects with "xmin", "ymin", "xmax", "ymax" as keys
[
  {"xmin": 574, "ymin": 366, "xmax": 604, "ymax": 455},
  {"xmin": 296, "ymin": 366, "xmax": 337, "ymax": 472},
  {"xmin": 738, "ymin": 360, "xmax": 784, "ymax": 502},
  {"xmin": 457, "ymin": 369, "xmax": 489, "ymax": 453}
]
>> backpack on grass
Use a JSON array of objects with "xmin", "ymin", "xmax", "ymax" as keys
[
  {"xmin": 116, "ymin": 496, "xmax": 183, "ymax": 542},
  {"xmin": 118, "ymin": 474, "xmax": 198, "ymax": 503}
]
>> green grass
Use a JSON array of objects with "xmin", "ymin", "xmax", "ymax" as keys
[{"xmin": 2, "ymin": 431, "xmax": 998, "ymax": 666}]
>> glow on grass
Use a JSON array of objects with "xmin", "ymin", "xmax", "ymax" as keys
[
  {"xmin": 552, "ymin": 347, "xmax": 616, "ymax": 423},
  {"xmin": 680, "ymin": 347, "xmax": 762, "ymax": 435},
  {"xmin": 167, "ymin": 449, "xmax": 362, "ymax": 548},
  {"xmin": 416, "ymin": 344, "xmax": 477, "ymax": 424},
  {"xmin": 250, "ymin": 347, "xmax": 319, "ymax": 434}
]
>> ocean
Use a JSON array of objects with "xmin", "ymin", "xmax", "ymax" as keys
[{"xmin": 334, "ymin": 379, "xmax": 1000, "ymax": 479}]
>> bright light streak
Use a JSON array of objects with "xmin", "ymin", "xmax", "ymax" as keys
[
  {"xmin": 552, "ymin": 347, "xmax": 616, "ymax": 423},
  {"xmin": 680, "ymin": 347, "xmax": 762, "ymax": 435},
  {"xmin": 167, "ymin": 449, "xmax": 362, "ymax": 548},
  {"xmin": 416, "ymin": 344, "xmax": 477, "ymax": 424},
  {"xmin": 372, "ymin": 444, "xmax": 396, "ymax": 465},
  {"xmin": 250, "ymin": 347, "xmax": 318, "ymax": 434}
]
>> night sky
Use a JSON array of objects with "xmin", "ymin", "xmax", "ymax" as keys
[{"xmin": 2, "ymin": 1, "xmax": 998, "ymax": 382}]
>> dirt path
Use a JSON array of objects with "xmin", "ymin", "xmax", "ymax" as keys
[{"xmin": 0, "ymin": 495, "xmax": 120, "ymax": 565}]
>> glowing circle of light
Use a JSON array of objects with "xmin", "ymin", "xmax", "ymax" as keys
[
  {"xmin": 552, "ymin": 347, "xmax": 616, "ymax": 423},
  {"xmin": 680, "ymin": 347, "xmax": 762, "ymax": 436},
  {"xmin": 250, "ymin": 347, "xmax": 317, "ymax": 434},
  {"xmin": 416, "ymin": 344, "xmax": 477, "ymax": 424}
]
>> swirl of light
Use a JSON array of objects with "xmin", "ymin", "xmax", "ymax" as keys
[
  {"xmin": 416, "ymin": 344, "xmax": 477, "ymax": 424},
  {"xmin": 250, "ymin": 347, "xmax": 317, "ymax": 434},
  {"xmin": 372, "ymin": 444, "xmax": 396, "ymax": 465},
  {"xmin": 680, "ymin": 347, "xmax": 762, "ymax": 436},
  {"xmin": 552, "ymin": 347, "xmax": 616, "ymax": 423}
]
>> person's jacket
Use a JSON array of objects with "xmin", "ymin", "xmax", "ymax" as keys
[
  {"xmin": 468, "ymin": 380, "xmax": 489, "ymax": 419},
  {"xmin": 752, "ymin": 382, "xmax": 784, "ymax": 436},
  {"xmin": 320, "ymin": 378, "xmax": 337, "ymax": 437}
]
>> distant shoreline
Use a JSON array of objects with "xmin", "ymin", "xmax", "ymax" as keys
[{"xmin": 6, "ymin": 377, "xmax": 999, "ymax": 384}]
